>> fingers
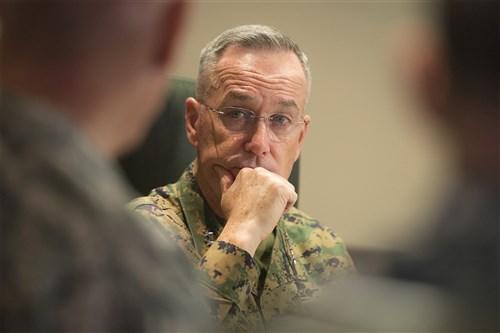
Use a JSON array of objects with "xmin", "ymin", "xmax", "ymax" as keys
[
  {"xmin": 215, "ymin": 165, "xmax": 297, "ymax": 211},
  {"xmin": 216, "ymin": 167, "xmax": 298, "ymax": 254},
  {"xmin": 284, "ymin": 191, "xmax": 298, "ymax": 212},
  {"xmin": 251, "ymin": 167, "xmax": 297, "ymax": 212},
  {"xmin": 214, "ymin": 165, "xmax": 234, "ymax": 193}
]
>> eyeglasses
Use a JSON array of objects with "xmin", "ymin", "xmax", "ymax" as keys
[{"xmin": 203, "ymin": 105, "xmax": 309, "ymax": 142}]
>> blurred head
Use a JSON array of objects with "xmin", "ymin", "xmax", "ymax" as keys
[
  {"xmin": 0, "ymin": 1, "xmax": 187, "ymax": 157},
  {"xmin": 185, "ymin": 25, "xmax": 311, "ymax": 216},
  {"xmin": 441, "ymin": 0, "xmax": 498, "ymax": 111},
  {"xmin": 402, "ymin": 0, "xmax": 498, "ymax": 182},
  {"xmin": 442, "ymin": 0, "xmax": 499, "ymax": 182}
]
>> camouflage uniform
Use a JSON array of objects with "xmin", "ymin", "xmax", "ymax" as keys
[
  {"xmin": 0, "ymin": 90, "xmax": 212, "ymax": 332},
  {"xmin": 129, "ymin": 164, "xmax": 356, "ymax": 332}
]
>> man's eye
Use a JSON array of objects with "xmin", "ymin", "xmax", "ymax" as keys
[
  {"xmin": 224, "ymin": 108, "xmax": 250, "ymax": 119},
  {"xmin": 271, "ymin": 114, "xmax": 292, "ymax": 125}
]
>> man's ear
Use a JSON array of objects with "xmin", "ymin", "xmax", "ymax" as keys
[
  {"xmin": 154, "ymin": 1, "xmax": 188, "ymax": 67},
  {"xmin": 186, "ymin": 97, "xmax": 200, "ymax": 147},
  {"xmin": 294, "ymin": 114, "xmax": 310, "ymax": 161}
]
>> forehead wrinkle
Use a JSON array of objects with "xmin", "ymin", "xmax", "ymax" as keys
[
  {"xmin": 218, "ymin": 68, "xmax": 304, "ymax": 91},
  {"xmin": 214, "ymin": 69, "xmax": 305, "ymax": 107}
]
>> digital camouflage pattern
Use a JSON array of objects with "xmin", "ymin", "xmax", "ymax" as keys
[{"xmin": 129, "ymin": 165, "xmax": 356, "ymax": 332}]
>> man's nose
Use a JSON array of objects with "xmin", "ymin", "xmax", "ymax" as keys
[{"xmin": 244, "ymin": 119, "xmax": 271, "ymax": 156}]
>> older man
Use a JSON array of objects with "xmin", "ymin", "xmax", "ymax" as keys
[{"xmin": 129, "ymin": 25, "xmax": 355, "ymax": 332}]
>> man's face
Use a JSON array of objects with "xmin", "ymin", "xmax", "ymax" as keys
[{"xmin": 187, "ymin": 45, "xmax": 310, "ymax": 212}]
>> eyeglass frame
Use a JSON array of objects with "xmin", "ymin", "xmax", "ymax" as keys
[{"xmin": 201, "ymin": 103, "xmax": 309, "ymax": 141}]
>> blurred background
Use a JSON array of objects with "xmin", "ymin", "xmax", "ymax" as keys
[{"xmin": 169, "ymin": 1, "xmax": 459, "ymax": 257}]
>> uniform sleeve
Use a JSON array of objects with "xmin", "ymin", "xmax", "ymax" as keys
[
  {"xmin": 128, "ymin": 198, "xmax": 260, "ymax": 330},
  {"xmin": 198, "ymin": 241, "xmax": 260, "ymax": 328}
]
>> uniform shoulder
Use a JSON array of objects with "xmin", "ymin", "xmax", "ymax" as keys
[
  {"xmin": 284, "ymin": 207, "xmax": 325, "ymax": 228},
  {"xmin": 283, "ymin": 207, "xmax": 339, "ymax": 239},
  {"xmin": 127, "ymin": 184, "xmax": 180, "ymax": 213}
]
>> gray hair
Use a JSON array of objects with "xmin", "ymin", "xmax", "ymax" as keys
[{"xmin": 196, "ymin": 25, "xmax": 312, "ymax": 105}]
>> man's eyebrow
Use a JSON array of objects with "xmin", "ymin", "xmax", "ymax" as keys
[
  {"xmin": 221, "ymin": 91, "xmax": 299, "ymax": 110},
  {"xmin": 278, "ymin": 99, "xmax": 299, "ymax": 109},
  {"xmin": 223, "ymin": 91, "xmax": 254, "ymax": 102}
]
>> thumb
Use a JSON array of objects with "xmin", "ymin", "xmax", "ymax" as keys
[{"xmin": 214, "ymin": 165, "xmax": 234, "ymax": 193}]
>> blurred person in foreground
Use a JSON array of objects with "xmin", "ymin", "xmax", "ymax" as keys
[
  {"xmin": 389, "ymin": 0, "xmax": 499, "ymax": 330},
  {"xmin": 129, "ymin": 24, "xmax": 355, "ymax": 332},
  {"xmin": 269, "ymin": 0, "xmax": 498, "ymax": 331},
  {"xmin": 0, "ymin": 1, "xmax": 213, "ymax": 332}
]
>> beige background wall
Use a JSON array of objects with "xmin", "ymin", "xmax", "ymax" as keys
[{"xmin": 171, "ymin": 1, "xmax": 459, "ymax": 252}]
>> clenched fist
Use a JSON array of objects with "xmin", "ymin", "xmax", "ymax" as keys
[{"xmin": 214, "ymin": 166, "xmax": 297, "ymax": 256}]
